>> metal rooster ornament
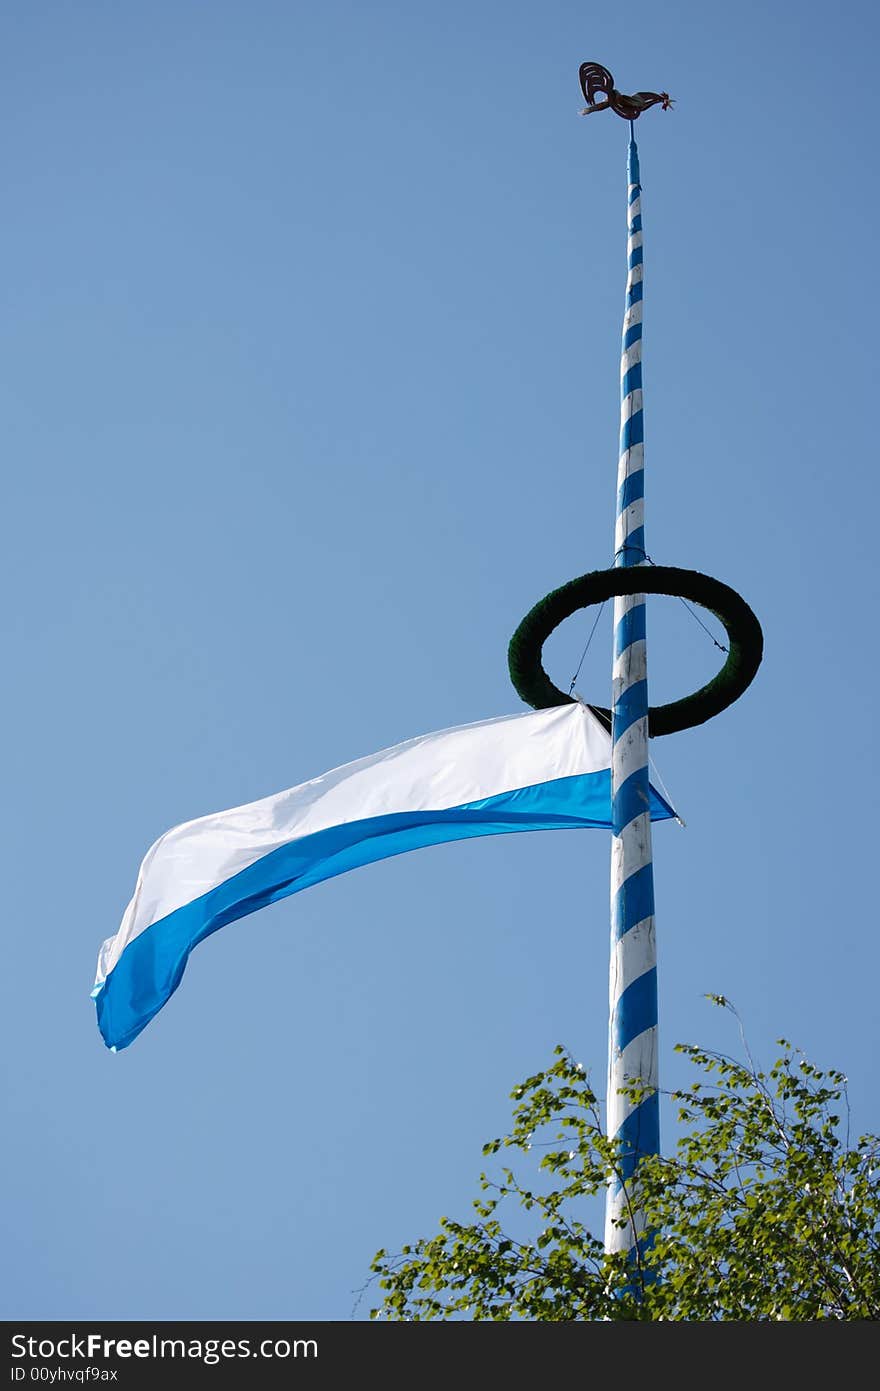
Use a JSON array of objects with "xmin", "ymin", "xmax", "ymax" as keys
[{"xmin": 579, "ymin": 62, "xmax": 672, "ymax": 120}]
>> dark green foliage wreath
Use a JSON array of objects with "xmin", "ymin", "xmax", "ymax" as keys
[{"xmin": 508, "ymin": 565, "xmax": 763, "ymax": 736}]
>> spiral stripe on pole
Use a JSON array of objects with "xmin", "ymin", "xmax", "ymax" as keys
[{"xmin": 605, "ymin": 133, "xmax": 658, "ymax": 1257}]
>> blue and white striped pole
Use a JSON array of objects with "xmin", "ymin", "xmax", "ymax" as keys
[{"xmin": 605, "ymin": 129, "xmax": 658, "ymax": 1257}]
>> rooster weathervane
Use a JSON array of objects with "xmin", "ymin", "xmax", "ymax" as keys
[{"xmin": 579, "ymin": 62, "xmax": 673, "ymax": 120}]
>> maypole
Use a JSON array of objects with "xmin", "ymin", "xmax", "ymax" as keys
[
  {"xmin": 508, "ymin": 61, "xmax": 764, "ymax": 1276},
  {"xmin": 606, "ymin": 123, "xmax": 655, "ymax": 1257}
]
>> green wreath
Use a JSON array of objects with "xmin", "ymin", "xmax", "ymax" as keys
[{"xmin": 508, "ymin": 565, "xmax": 763, "ymax": 736}]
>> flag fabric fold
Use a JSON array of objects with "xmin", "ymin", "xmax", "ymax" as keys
[{"xmin": 93, "ymin": 702, "xmax": 675, "ymax": 1051}]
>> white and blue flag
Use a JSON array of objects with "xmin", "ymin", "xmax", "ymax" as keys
[{"xmin": 93, "ymin": 702, "xmax": 675, "ymax": 1051}]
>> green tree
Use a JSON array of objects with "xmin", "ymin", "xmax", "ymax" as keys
[{"xmin": 369, "ymin": 1000, "xmax": 880, "ymax": 1320}]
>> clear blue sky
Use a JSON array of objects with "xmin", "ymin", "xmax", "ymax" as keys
[{"xmin": 2, "ymin": 0, "xmax": 877, "ymax": 1320}]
